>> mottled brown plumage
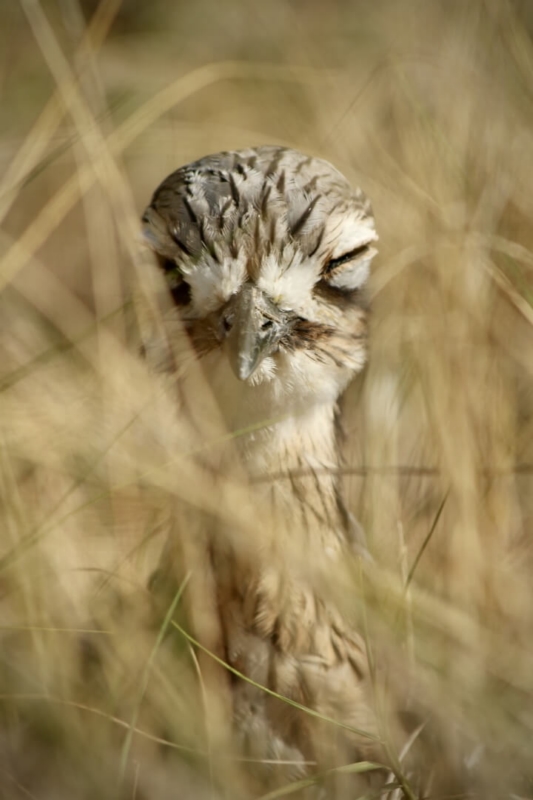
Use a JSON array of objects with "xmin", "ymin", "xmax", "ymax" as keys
[{"xmin": 141, "ymin": 146, "xmax": 379, "ymax": 788}]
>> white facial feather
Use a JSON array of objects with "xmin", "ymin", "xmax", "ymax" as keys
[
  {"xmin": 257, "ymin": 251, "xmax": 321, "ymax": 311},
  {"xmin": 182, "ymin": 252, "xmax": 248, "ymax": 314},
  {"xmin": 324, "ymin": 209, "xmax": 378, "ymax": 261}
]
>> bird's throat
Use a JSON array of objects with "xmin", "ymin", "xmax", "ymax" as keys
[
  {"xmin": 235, "ymin": 402, "xmax": 348, "ymax": 550},
  {"xmin": 239, "ymin": 402, "xmax": 339, "ymax": 477}
]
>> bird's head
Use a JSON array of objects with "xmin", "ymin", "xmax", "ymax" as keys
[{"xmin": 141, "ymin": 146, "xmax": 377, "ymax": 420}]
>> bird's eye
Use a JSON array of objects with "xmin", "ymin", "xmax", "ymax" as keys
[
  {"xmin": 155, "ymin": 253, "xmax": 178, "ymax": 273},
  {"xmin": 170, "ymin": 281, "xmax": 192, "ymax": 306},
  {"xmin": 324, "ymin": 243, "xmax": 371, "ymax": 274},
  {"xmin": 154, "ymin": 253, "xmax": 191, "ymax": 306},
  {"xmin": 223, "ymin": 314, "xmax": 234, "ymax": 333},
  {"xmin": 261, "ymin": 319, "xmax": 275, "ymax": 332}
]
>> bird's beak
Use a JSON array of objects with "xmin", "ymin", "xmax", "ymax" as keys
[{"xmin": 226, "ymin": 284, "xmax": 288, "ymax": 381}]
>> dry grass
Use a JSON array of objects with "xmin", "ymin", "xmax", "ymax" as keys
[{"xmin": 1, "ymin": 0, "xmax": 533, "ymax": 797}]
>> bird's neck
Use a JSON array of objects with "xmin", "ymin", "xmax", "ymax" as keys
[
  {"xmin": 236, "ymin": 401, "xmax": 348, "ymax": 550},
  {"xmin": 238, "ymin": 401, "xmax": 340, "ymax": 476}
]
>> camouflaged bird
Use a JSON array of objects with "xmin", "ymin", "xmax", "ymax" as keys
[{"xmin": 141, "ymin": 146, "xmax": 379, "ymax": 784}]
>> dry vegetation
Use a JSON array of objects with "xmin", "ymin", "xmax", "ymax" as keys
[{"xmin": 1, "ymin": 0, "xmax": 533, "ymax": 797}]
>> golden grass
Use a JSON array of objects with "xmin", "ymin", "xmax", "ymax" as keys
[{"xmin": 1, "ymin": 0, "xmax": 533, "ymax": 797}]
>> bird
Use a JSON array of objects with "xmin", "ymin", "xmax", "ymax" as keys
[{"xmin": 140, "ymin": 145, "xmax": 380, "ymax": 790}]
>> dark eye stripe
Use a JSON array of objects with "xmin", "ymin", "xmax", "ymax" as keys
[
  {"xmin": 325, "ymin": 243, "xmax": 370, "ymax": 273},
  {"xmin": 155, "ymin": 254, "xmax": 192, "ymax": 306},
  {"xmin": 171, "ymin": 281, "xmax": 192, "ymax": 306},
  {"xmin": 155, "ymin": 254, "xmax": 177, "ymax": 272}
]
